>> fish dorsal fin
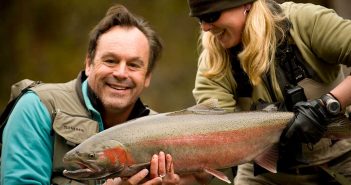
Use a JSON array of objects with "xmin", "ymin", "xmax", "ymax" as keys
[
  {"xmin": 167, "ymin": 99, "xmax": 226, "ymax": 116},
  {"xmin": 187, "ymin": 99, "xmax": 226, "ymax": 115},
  {"xmin": 203, "ymin": 167, "xmax": 231, "ymax": 184},
  {"xmin": 254, "ymin": 144, "xmax": 279, "ymax": 173}
]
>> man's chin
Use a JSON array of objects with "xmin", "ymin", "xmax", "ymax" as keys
[{"xmin": 103, "ymin": 99, "xmax": 132, "ymax": 110}]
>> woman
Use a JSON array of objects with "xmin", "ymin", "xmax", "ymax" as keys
[{"xmin": 187, "ymin": 0, "xmax": 351, "ymax": 184}]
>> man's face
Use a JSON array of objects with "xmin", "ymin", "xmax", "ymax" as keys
[{"xmin": 85, "ymin": 26, "xmax": 151, "ymax": 113}]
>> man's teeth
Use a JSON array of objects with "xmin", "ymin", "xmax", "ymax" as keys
[{"xmin": 110, "ymin": 85, "xmax": 127, "ymax": 90}]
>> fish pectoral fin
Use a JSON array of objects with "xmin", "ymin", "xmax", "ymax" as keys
[
  {"xmin": 129, "ymin": 162, "xmax": 150, "ymax": 170},
  {"xmin": 203, "ymin": 167, "xmax": 231, "ymax": 184},
  {"xmin": 118, "ymin": 162, "xmax": 151, "ymax": 177},
  {"xmin": 254, "ymin": 144, "xmax": 279, "ymax": 174}
]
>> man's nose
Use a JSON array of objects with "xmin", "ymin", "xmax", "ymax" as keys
[{"xmin": 113, "ymin": 63, "xmax": 128, "ymax": 78}]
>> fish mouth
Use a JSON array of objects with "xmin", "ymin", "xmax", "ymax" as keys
[{"xmin": 63, "ymin": 159, "xmax": 109, "ymax": 180}]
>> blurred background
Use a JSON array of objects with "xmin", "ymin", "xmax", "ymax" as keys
[{"xmin": 0, "ymin": 0, "xmax": 350, "ymax": 113}]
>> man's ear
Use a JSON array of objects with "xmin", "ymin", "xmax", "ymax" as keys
[
  {"xmin": 85, "ymin": 55, "xmax": 92, "ymax": 76},
  {"xmin": 144, "ymin": 73, "xmax": 152, "ymax": 88}
]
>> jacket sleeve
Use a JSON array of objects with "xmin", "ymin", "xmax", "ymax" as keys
[
  {"xmin": 282, "ymin": 2, "xmax": 351, "ymax": 82},
  {"xmin": 192, "ymin": 60, "xmax": 238, "ymax": 110},
  {"xmin": 1, "ymin": 92, "xmax": 53, "ymax": 185}
]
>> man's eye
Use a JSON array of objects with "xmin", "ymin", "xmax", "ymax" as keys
[
  {"xmin": 104, "ymin": 59, "xmax": 116, "ymax": 66},
  {"xmin": 129, "ymin": 63, "xmax": 141, "ymax": 68},
  {"xmin": 105, "ymin": 59, "xmax": 115, "ymax": 64}
]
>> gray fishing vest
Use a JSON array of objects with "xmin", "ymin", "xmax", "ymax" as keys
[
  {"xmin": 30, "ymin": 79, "xmax": 99, "ymax": 185},
  {"xmin": 31, "ymin": 79, "xmax": 156, "ymax": 185},
  {"xmin": 1, "ymin": 75, "xmax": 155, "ymax": 185}
]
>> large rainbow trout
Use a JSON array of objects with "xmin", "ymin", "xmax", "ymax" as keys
[{"xmin": 62, "ymin": 102, "xmax": 351, "ymax": 183}]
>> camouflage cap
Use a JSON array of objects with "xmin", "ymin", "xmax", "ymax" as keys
[{"xmin": 187, "ymin": 0, "xmax": 257, "ymax": 17}]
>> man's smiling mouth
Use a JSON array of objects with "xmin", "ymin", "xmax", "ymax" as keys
[{"xmin": 110, "ymin": 85, "xmax": 129, "ymax": 90}]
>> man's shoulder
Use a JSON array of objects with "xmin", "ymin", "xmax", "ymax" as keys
[{"xmin": 31, "ymin": 79, "xmax": 77, "ymax": 93}]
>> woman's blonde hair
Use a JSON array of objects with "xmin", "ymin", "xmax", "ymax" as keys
[{"xmin": 198, "ymin": 0, "xmax": 287, "ymax": 100}]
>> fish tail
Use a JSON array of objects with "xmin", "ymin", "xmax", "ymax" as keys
[{"xmin": 325, "ymin": 116, "xmax": 351, "ymax": 140}]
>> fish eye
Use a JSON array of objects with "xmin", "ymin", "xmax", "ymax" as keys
[{"xmin": 88, "ymin": 153, "xmax": 95, "ymax": 159}]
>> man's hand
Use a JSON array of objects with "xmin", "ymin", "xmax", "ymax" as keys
[
  {"xmin": 104, "ymin": 151, "xmax": 180, "ymax": 185},
  {"xmin": 103, "ymin": 169, "xmax": 162, "ymax": 185},
  {"xmin": 150, "ymin": 151, "xmax": 180, "ymax": 185}
]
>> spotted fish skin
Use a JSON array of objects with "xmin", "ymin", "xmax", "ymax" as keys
[{"xmin": 62, "ymin": 104, "xmax": 351, "ymax": 183}]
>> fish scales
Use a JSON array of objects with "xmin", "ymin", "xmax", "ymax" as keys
[
  {"xmin": 62, "ymin": 106, "xmax": 351, "ymax": 182},
  {"xmin": 63, "ymin": 110, "xmax": 297, "ymax": 181},
  {"xmin": 93, "ymin": 111, "xmax": 294, "ymax": 142}
]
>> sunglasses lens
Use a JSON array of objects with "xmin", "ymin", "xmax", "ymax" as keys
[{"xmin": 198, "ymin": 12, "xmax": 221, "ymax": 23}]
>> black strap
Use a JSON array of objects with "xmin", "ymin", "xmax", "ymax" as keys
[
  {"xmin": 276, "ymin": 35, "xmax": 313, "ymax": 86},
  {"xmin": 0, "ymin": 81, "xmax": 41, "ymax": 143},
  {"xmin": 230, "ymin": 46, "xmax": 253, "ymax": 98}
]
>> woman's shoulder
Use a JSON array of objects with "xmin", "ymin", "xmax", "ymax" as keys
[{"xmin": 280, "ymin": 2, "xmax": 336, "ymax": 21}]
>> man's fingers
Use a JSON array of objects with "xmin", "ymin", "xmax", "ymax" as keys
[
  {"xmin": 113, "ymin": 177, "xmax": 122, "ymax": 184},
  {"xmin": 113, "ymin": 177, "xmax": 122, "ymax": 185},
  {"xmin": 127, "ymin": 169, "xmax": 149, "ymax": 185},
  {"xmin": 149, "ymin": 154, "xmax": 159, "ymax": 178},
  {"xmin": 142, "ymin": 177, "xmax": 162, "ymax": 185},
  {"xmin": 103, "ymin": 177, "xmax": 122, "ymax": 185},
  {"xmin": 163, "ymin": 153, "xmax": 181, "ymax": 185},
  {"xmin": 165, "ymin": 154, "xmax": 174, "ymax": 174},
  {"xmin": 158, "ymin": 151, "xmax": 166, "ymax": 177}
]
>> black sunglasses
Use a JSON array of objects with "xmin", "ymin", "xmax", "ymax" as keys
[{"xmin": 197, "ymin": 11, "xmax": 222, "ymax": 24}]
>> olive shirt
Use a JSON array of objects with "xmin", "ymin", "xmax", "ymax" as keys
[
  {"xmin": 193, "ymin": 2, "xmax": 351, "ymax": 111},
  {"xmin": 192, "ymin": 2, "xmax": 351, "ymax": 166}
]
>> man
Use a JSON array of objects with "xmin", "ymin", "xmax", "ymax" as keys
[{"xmin": 1, "ymin": 4, "xmax": 179, "ymax": 185}]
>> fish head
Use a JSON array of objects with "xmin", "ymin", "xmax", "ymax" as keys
[{"xmin": 63, "ymin": 139, "xmax": 129, "ymax": 180}]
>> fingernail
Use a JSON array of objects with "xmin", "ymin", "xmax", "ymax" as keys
[{"xmin": 141, "ymin": 168, "xmax": 149, "ymax": 175}]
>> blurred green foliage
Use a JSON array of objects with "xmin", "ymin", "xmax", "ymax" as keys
[
  {"xmin": 0, "ymin": 0, "xmax": 200, "ymax": 113},
  {"xmin": 0, "ymin": 0, "xmax": 349, "ymax": 113}
]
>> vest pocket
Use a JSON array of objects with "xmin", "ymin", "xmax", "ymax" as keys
[
  {"xmin": 53, "ymin": 109, "xmax": 98, "ymax": 145},
  {"xmin": 51, "ymin": 109, "xmax": 99, "ymax": 182}
]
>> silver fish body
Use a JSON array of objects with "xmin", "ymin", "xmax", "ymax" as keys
[
  {"xmin": 62, "ymin": 105, "xmax": 351, "ymax": 183},
  {"xmin": 63, "ymin": 107, "xmax": 293, "ymax": 181}
]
